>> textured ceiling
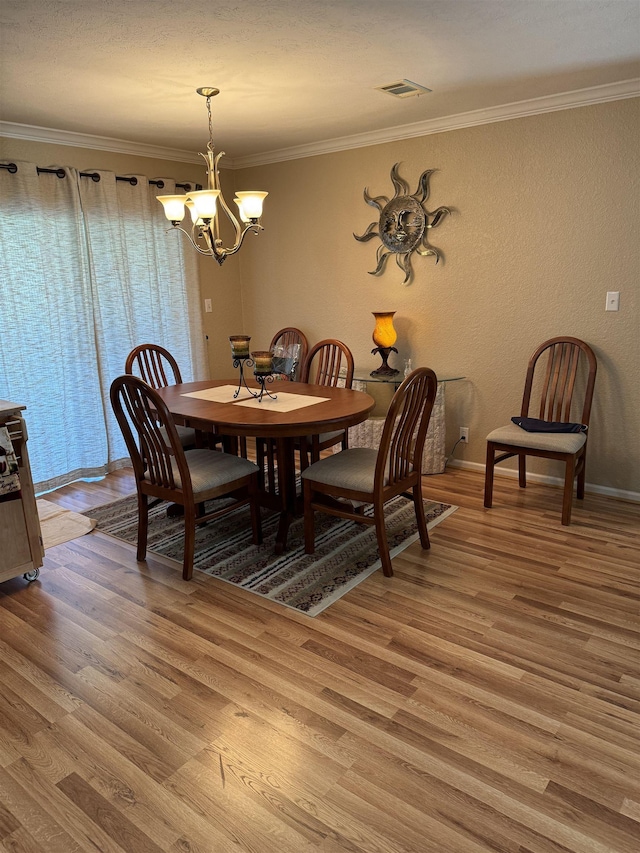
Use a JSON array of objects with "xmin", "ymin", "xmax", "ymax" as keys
[{"xmin": 1, "ymin": 0, "xmax": 639, "ymax": 164}]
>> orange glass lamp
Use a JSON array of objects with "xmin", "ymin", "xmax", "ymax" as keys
[{"xmin": 371, "ymin": 311, "xmax": 399, "ymax": 376}]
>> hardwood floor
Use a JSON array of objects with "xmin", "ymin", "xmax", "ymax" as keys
[{"xmin": 1, "ymin": 467, "xmax": 638, "ymax": 852}]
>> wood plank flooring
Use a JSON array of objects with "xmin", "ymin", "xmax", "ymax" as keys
[{"xmin": 0, "ymin": 467, "xmax": 638, "ymax": 852}]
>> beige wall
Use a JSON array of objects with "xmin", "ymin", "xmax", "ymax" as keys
[
  {"xmin": 235, "ymin": 98, "xmax": 640, "ymax": 495},
  {"xmin": 2, "ymin": 98, "xmax": 639, "ymax": 494}
]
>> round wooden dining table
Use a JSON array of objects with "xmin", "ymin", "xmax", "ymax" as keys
[{"xmin": 155, "ymin": 379, "xmax": 375, "ymax": 552}]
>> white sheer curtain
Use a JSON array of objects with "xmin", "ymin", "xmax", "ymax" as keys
[{"xmin": 0, "ymin": 160, "xmax": 206, "ymax": 492}]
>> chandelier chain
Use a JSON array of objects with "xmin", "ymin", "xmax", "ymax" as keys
[{"xmin": 206, "ymin": 96, "xmax": 214, "ymax": 154}]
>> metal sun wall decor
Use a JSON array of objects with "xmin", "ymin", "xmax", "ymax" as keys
[{"xmin": 354, "ymin": 163, "xmax": 451, "ymax": 285}]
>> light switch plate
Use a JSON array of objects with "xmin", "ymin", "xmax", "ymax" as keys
[
  {"xmin": 605, "ymin": 291, "xmax": 620, "ymax": 311},
  {"xmin": 204, "ymin": 298, "xmax": 212, "ymax": 313}
]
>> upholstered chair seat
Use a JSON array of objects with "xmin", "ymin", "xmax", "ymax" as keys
[
  {"xmin": 146, "ymin": 448, "xmax": 259, "ymax": 495},
  {"xmin": 301, "ymin": 447, "xmax": 393, "ymax": 493},
  {"xmin": 314, "ymin": 429, "xmax": 345, "ymax": 447},
  {"xmin": 174, "ymin": 424, "xmax": 199, "ymax": 448},
  {"xmin": 486, "ymin": 423, "xmax": 587, "ymax": 455}
]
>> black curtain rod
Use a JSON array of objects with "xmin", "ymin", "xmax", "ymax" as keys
[{"xmin": 0, "ymin": 162, "xmax": 201, "ymax": 191}]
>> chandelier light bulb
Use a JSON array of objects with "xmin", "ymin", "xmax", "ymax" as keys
[
  {"xmin": 188, "ymin": 189, "xmax": 220, "ymax": 221},
  {"xmin": 157, "ymin": 195, "xmax": 186, "ymax": 223},
  {"xmin": 235, "ymin": 191, "xmax": 268, "ymax": 221},
  {"xmin": 233, "ymin": 197, "xmax": 251, "ymax": 224},
  {"xmin": 185, "ymin": 199, "xmax": 205, "ymax": 226}
]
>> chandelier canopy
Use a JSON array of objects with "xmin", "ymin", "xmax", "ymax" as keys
[{"xmin": 157, "ymin": 87, "xmax": 267, "ymax": 264}]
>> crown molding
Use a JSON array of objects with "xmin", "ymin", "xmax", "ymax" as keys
[
  {"xmin": 0, "ymin": 121, "xmax": 202, "ymax": 165},
  {"xmin": 1, "ymin": 79, "xmax": 638, "ymax": 169},
  {"xmin": 232, "ymin": 78, "xmax": 640, "ymax": 168}
]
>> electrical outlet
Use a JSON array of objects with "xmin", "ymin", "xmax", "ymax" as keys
[{"xmin": 459, "ymin": 427, "xmax": 469, "ymax": 443}]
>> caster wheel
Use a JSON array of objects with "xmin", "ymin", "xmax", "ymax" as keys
[{"xmin": 23, "ymin": 569, "xmax": 40, "ymax": 582}]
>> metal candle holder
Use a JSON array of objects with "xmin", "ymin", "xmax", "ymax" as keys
[
  {"xmin": 252, "ymin": 370, "xmax": 278, "ymax": 403},
  {"xmin": 230, "ymin": 346, "xmax": 278, "ymax": 403},
  {"xmin": 232, "ymin": 354, "xmax": 255, "ymax": 398}
]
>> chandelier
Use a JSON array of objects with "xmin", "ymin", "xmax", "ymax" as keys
[{"xmin": 157, "ymin": 87, "xmax": 267, "ymax": 264}]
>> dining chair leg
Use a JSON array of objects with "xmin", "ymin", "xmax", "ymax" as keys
[
  {"xmin": 298, "ymin": 437, "xmax": 310, "ymax": 473},
  {"xmin": 518, "ymin": 453, "xmax": 527, "ymax": 488},
  {"xmin": 255, "ymin": 439, "xmax": 266, "ymax": 490},
  {"xmin": 561, "ymin": 455, "xmax": 576, "ymax": 526},
  {"xmin": 248, "ymin": 476, "xmax": 263, "ymax": 545},
  {"xmin": 136, "ymin": 493, "xmax": 149, "ymax": 561},
  {"xmin": 183, "ymin": 505, "xmax": 196, "ymax": 580},
  {"xmin": 267, "ymin": 439, "xmax": 276, "ymax": 492},
  {"xmin": 576, "ymin": 450, "xmax": 586, "ymax": 500},
  {"xmin": 412, "ymin": 483, "xmax": 430, "ymax": 550},
  {"xmin": 484, "ymin": 442, "xmax": 495, "ymax": 508},
  {"xmin": 303, "ymin": 482, "xmax": 315, "ymax": 554},
  {"xmin": 374, "ymin": 503, "xmax": 393, "ymax": 577}
]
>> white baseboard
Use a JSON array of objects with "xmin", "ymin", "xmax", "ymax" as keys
[{"xmin": 445, "ymin": 459, "xmax": 640, "ymax": 504}]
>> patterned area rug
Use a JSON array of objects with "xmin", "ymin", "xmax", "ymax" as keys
[{"xmin": 86, "ymin": 495, "xmax": 456, "ymax": 616}]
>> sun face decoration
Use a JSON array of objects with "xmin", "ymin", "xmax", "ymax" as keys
[{"xmin": 354, "ymin": 163, "xmax": 450, "ymax": 285}]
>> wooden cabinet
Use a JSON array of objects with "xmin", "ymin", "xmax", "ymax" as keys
[{"xmin": 0, "ymin": 400, "xmax": 44, "ymax": 583}]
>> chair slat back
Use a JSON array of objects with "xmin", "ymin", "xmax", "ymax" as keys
[
  {"xmin": 111, "ymin": 374, "xmax": 190, "ymax": 495},
  {"xmin": 269, "ymin": 328, "xmax": 309, "ymax": 381},
  {"xmin": 376, "ymin": 368, "xmax": 438, "ymax": 488},
  {"xmin": 125, "ymin": 344, "xmax": 183, "ymax": 389},
  {"xmin": 522, "ymin": 337, "xmax": 597, "ymax": 426},
  {"xmin": 302, "ymin": 339, "xmax": 354, "ymax": 388}
]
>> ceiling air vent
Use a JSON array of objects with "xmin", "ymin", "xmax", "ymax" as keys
[{"xmin": 376, "ymin": 79, "xmax": 432, "ymax": 98}]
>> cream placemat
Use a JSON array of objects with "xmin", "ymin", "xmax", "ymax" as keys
[
  {"xmin": 233, "ymin": 392, "xmax": 330, "ymax": 412},
  {"xmin": 37, "ymin": 499, "xmax": 96, "ymax": 549},
  {"xmin": 181, "ymin": 385, "xmax": 252, "ymax": 403}
]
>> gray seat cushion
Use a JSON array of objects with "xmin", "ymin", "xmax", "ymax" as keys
[
  {"xmin": 176, "ymin": 424, "xmax": 197, "ymax": 448},
  {"xmin": 487, "ymin": 423, "xmax": 587, "ymax": 454},
  {"xmin": 160, "ymin": 424, "xmax": 196, "ymax": 448},
  {"xmin": 301, "ymin": 447, "xmax": 381, "ymax": 493},
  {"xmin": 145, "ymin": 449, "xmax": 258, "ymax": 496},
  {"xmin": 295, "ymin": 429, "xmax": 345, "ymax": 448},
  {"xmin": 317, "ymin": 429, "xmax": 345, "ymax": 445}
]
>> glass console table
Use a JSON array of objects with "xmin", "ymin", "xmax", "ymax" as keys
[{"xmin": 345, "ymin": 370, "xmax": 465, "ymax": 474}]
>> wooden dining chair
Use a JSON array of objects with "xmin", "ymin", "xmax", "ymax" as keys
[
  {"xmin": 125, "ymin": 343, "xmax": 185, "ymax": 387},
  {"xmin": 125, "ymin": 343, "xmax": 199, "ymax": 449},
  {"xmin": 302, "ymin": 367, "xmax": 438, "ymax": 577},
  {"xmin": 110, "ymin": 374, "xmax": 262, "ymax": 580},
  {"xmin": 298, "ymin": 338, "xmax": 355, "ymax": 469},
  {"xmin": 255, "ymin": 328, "xmax": 310, "ymax": 489},
  {"xmin": 269, "ymin": 327, "xmax": 309, "ymax": 381},
  {"xmin": 484, "ymin": 336, "xmax": 597, "ymax": 525}
]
